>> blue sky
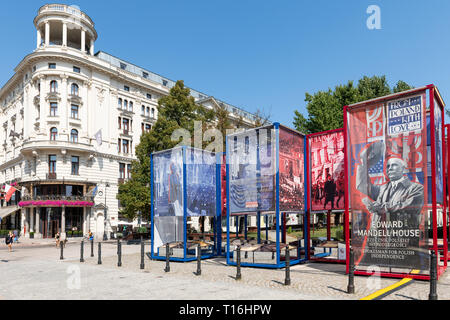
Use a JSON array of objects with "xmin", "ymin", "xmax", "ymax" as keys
[{"xmin": 1, "ymin": 0, "xmax": 449, "ymax": 126}]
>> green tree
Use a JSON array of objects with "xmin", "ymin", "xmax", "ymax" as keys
[
  {"xmin": 293, "ymin": 75, "xmax": 414, "ymax": 134},
  {"xmin": 117, "ymin": 80, "xmax": 210, "ymax": 221}
]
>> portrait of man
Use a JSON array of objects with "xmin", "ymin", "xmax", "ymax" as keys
[{"xmin": 356, "ymin": 142, "xmax": 424, "ymax": 227}]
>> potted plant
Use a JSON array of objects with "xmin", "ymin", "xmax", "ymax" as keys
[{"xmin": 29, "ymin": 231, "xmax": 34, "ymax": 239}]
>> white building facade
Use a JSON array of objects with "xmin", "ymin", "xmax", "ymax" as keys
[{"xmin": 0, "ymin": 4, "xmax": 256, "ymax": 239}]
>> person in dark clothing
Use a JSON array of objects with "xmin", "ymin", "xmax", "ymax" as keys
[{"xmin": 323, "ymin": 174, "xmax": 336, "ymax": 210}]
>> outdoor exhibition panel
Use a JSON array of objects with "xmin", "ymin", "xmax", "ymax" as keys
[
  {"xmin": 150, "ymin": 146, "xmax": 222, "ymax": 261},
  {"xmin": 226, "ymin": 123, "xmax": 308, "ymax": 268},
  {"xmin": 344, "ymin": 85, "xmax": 447, "ymax": 280},
  {"xmin": 307, "ymin": 128, "xmax": 347, "ymax": 263}
]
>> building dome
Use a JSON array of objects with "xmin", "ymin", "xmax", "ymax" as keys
[{"xmin": 34, "ymin": 4, "xmax": 97, "ymax": 54}]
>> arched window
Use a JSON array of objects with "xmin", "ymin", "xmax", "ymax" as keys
[
  {"xmin": 50, "ymin": 80, "xmax": 58, "ymax": 93},
  {"xmin": 50, "ymin": 127, "xmax": 58, "ymax": 141},
  {"xmin": 71, "ymin": 83, "xmax": 79, "ymax": 96},
  {"xmin": 118, "ymin": 98, "xmax": 122, "ymax": 109},
  {"xmin": 70, "ymin": 129, "xmax": 78, "ymax": 143},
  {"xmin": 129, "ymin": 101, "xmax": 133, "ymax": 112},
  {"xmin": 151, "ymin": 108, "xmax": 155, "ymax": 118},
  {"xmin": 124, "ymin": 100, "xmax": 128, "ymax": 110}
]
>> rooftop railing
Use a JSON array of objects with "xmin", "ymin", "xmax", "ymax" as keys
[{"xmin": 37, "ymin": 4, "xmax": 94, "ymax": 26}]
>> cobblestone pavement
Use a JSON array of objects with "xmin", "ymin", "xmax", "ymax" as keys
[{"xmin": 0, "ymin": 241, "xmax": 449, "ymax": 300}]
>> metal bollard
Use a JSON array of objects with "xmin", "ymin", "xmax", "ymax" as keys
[
  {"xmin": 236, "ymin": 245, "xmax": 242, "ymax": 280},
  {"xmin": 164, "ymin": 243, "xmax": 170, "ymax": 272},
  {"xmin": 285, "ymin": 246, "xmax": 291, "ymax": 286},
  {"xmin": 60, "ymin": 241, "xmax": 64, "ymax": 260},
  {"xmin": 91, "ymin": 239, "xmax": 94, "ymax": 257},
  {"xmin": 429, "ymin": 250, "xmax": 438, "ymax": 300},
  {"xmin": 140, "ymin": 236, "xmax": 145, "ymax": 270},
  {"xmin": 196, "ymin": 243, "xmax": 201, "ymax": 276},
  {"xmin": 80, "ymin": 240, "xmax": 84, "ymax": 263},
  {"xmin": 347, "ymin": 248, "xmax": 355, "ymax": 294},
  {"xmin": 118, "ymin": 240, "xmax": 122, "ymax": 267},
  {"xmin": 98, "ymin": 242, "xmax": 102, "ymax": 265}
]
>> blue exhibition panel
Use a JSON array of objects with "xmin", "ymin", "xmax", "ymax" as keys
[
  {"xmin": 225, "ymin": 123, "xmax": 308, "ymax": 268},
  {"xmin": 151, "ymin": 146, "xmax": 222, "ymax": 262}
]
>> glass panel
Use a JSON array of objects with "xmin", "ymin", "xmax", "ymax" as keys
[
  {"xmin": 152, "ymin": 148, "xmax": 184, "ymax": 253},
  {"xmin": 185, "ymin": 147, "xmax": 216, "ymax": 217},
  {"xmin": 227, "ymin": 126, "xmax": 275, "ymax": 214}
]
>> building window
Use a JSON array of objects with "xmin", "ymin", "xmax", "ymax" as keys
[
  {"xmin": 50, "ymin": 80, "xmax": 58, "ymax": 93},
  {"xmin": 119, "ymin": 163, "xmax": 125, "ymax": 179},
  {"xmin": 71, "ymin": 104, "xmax": 79, "ymax": 119},
  {"xmin": 142, "ymin": 72, "xmax": 149, "ymax": 79},
  {"xmin": 151, "ymin": 108, "xmax": 155, "ymax": 118},
  {"xmin": 49, "ymin": 155, "xmax": 57, "ymax": 173},
  {"xmin": 118, "ymin": 138, "xmax": 121, "ymax": 153},
  {"xmin": 118, "ymin": 98, "xmax": 122, "ymax": 109},
  {"xmin": 50, "ymin": 127, "xmax": 58, "ymax": 141},
  {"xmin": 48, "ymin": 63, "xmax": 56, "ymax": 69},
  {"xmin": 123, "ymin": 118, "xmax": 129, "ymax": 132},
  {"xmin": 124, "ymin": 100, "xmax": 128, "ymax": 110},
  {"xmin": 141, "ymin": 105, "xmax": 145, "ymax": 116},
  {"xmin": 73, "ymin": 66, "xmax": 80, "ymax": 73},
  {"xmin": 120, "ymin": 63, "xmax": 127, "ymax": 70},
  {"xmin": 142, "ymin": 123, "xmax": 151, "ymax": 133},
  {"xmin": 162, "ymin": 80, "xmax": 168, "ymax": 86},
  {"xmin": 71, "ymin": 83, "xmax": 79, "ymax": 96},
  {"xmin": 50, "ymin": 102, "xmax": 58, "ymax": 116},
  {"xmin": 70, "ymin": 129, "xmax": 78, "ymax": 143},
  {"xmin": 146, "ymin": 93, "xmax": 152, "ymax": 100},
  {"xmin": 129, "ymin": 101, "xmax": 133, "ymax": 112},
  {"xmin": 122, "ymin": 139, "xmax": 129, "ymax": 154},
  {"xmin": 127, "ymin": 164, "xmax": 132, "ymax": 179},
  {"xmin": 71, "ymin": 156, "xmax": 79, "ymax": 175},
  {"xmin": 146, "ymin": 107, "xmax": 150, "ymax": 117},
  {"xmin": 118, "ymin": 117, "xmax": 121, "ymax": 129},
  {"xmin": 124, "ymin": 86, "xmax": 130, "ymax": 92}
]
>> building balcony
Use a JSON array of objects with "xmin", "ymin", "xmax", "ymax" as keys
[
  {"xmin": 45, "ymin": 92, "xmax": 61, "ymax": 102},
  {"xmin": 21, "ymin": 140, "xmax": 95, "ymax": 156},
  {"xmin": 37, "ymin": 4, "xmax": 95, "ymax": 29},
  {"xmin": 118, "ymin": 108, "xmax": 134, "ymax": 117},
  {"xmin": 46, "ymin": 172, "xmax": 57, "ymax": 180},
  {"xmin": 19, "ymin": 194, "xmax": 95, "ymax": 208}
]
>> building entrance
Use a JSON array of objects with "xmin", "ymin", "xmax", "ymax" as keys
[{"xmin": 40, "ymin": 207, "xmax": 62, "ymax": 239}]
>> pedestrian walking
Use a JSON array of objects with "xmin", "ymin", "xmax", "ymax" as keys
[
  {"xmin": 55, "ymin": 231, "xmax": 60, "ymax": 248},
  {"xmin": 5, "ymin": 231, "xmax": 13, "ymax": 252},
  {"xmin": 13, "ymin": 229, "xmax": 18, "ymax": 243}
]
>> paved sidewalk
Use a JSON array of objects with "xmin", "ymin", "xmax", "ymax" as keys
[{"xmin": 0, "ymin": 242, "xmax": 448, "ymax": 300}]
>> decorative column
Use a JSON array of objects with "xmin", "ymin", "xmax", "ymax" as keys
[
  {"xmin": 90, "ymin": 39, "xmax": 94, "ymax": 55},
  {"xmin": 25, "ymin": 208, "xmax": 30, "ymax": 238},
  {"xmin": 45, "ymin": 22, "xmax": 50, "ymax": 46},
  {"xmin": 83, "ymin": 207, "xmax": 87, "ymax": 235},
  {"xmin": 81, "ymin": 28, "xmax": 86, "ymax": 53},
  {"xmin": 60, "ymin": 75, "xmax": 68, "ymax": 136},
  {"xmin": 35, "ymin": 208, "xmax": 41, "ymax": 238},
  {"xmin": 11, "ymin": 212, "xmax": 16, "ymax": 229},
  {"xmin": 37, "ymin": 29, "xmax": 42, "ymax": 49},
  {"xmin": 62, "ymin": 22, "xmax": 67, "ymax": 47},
  {"xmin": 30, "ymin": 207, "xmax": 34, "ymax": 233},
  {"xmin": 61, "ymin": 206, "xmax": 66, "ymax": 239},
  {"xmin": 20, "ymin": 208, "xmax": 26, "ymax": 236}
]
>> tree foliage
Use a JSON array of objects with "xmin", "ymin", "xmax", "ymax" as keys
[
  {"xmin": 293, "ymin": 75, "xmax": 414, "ymax": 134},
  {"xmin": 117, "ymin": 80, "xmax": 212, "ymax": 221}
]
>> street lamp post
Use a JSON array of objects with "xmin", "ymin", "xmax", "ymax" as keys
[{"xmin": 103, "ymin": 182, "xmax": 110, "ymax": 241}]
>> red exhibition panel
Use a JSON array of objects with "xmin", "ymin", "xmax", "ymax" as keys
[
  {"xmin": 308, "ymin": 129, "xmax": 345, "ymax": 212},
  {"xmin": 346, "ymin": 91, "xmax": 430, "ymax": 271}
]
